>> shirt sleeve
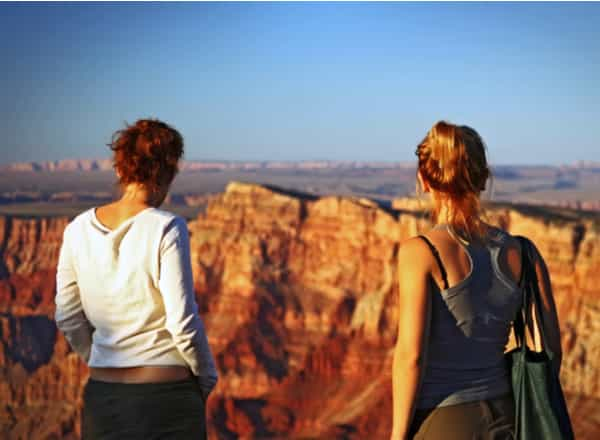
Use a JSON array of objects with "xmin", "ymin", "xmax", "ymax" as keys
[
  {"xmin": 54, "ymin": 225, "xmax": 94, "ymax": 362},
  {"xmin": 158, "ymin": 217, "xmax": 218, "ymax": 396}
]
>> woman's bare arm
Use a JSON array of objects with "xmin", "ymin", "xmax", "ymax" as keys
[{"xmin": 391, "ymin": 237, "xmax": 432, "ymax": 440}]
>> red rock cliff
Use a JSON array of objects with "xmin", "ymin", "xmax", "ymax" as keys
[
  {"xmin": 0, "ymin": 216, "xmax": 86, "ymax": 439},
  {"xmin": 1, "ymin": 183, "xmax": 599, "ymax": 439}
]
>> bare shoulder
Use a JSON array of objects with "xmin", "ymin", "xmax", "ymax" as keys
[
  {"xmin": 503, "ymin": 232, "xmax": 553, "ymax": 286},
  {"xmin": 397, "ymin": 236, "xmax": 434, "ymax": 271},
  {"xmin": 485, "ymin": 226, "xmax": 522, "ymax": 281},
  {"xmin": 509, "ymin": 233, "xmax": 546, "ymax": 265},
  {"xmin": 521, "ymin": 237, "xmax": 551, "ymax": 277},
  {"xmin": 398, "ymin": 235, "xmax": 430, "ymax": 256},
  {"xmin": 503, "ymin": 231, "xmax": 522, "ymax": 256}
]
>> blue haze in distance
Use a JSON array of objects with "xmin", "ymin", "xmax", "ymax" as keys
[{"xmin": 1, "ymin": 2, "xmax": 599, "ymax": 165}]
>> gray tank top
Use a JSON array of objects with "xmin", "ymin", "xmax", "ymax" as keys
[{"xmin": 416, "ymin": 225, "xmax": 522, "ymax": 409}]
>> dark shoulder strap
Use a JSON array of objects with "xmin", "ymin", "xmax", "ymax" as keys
[
  {"xmin": 515, "ymin": 236, "xmax": 529, "ymax": 288},
  {"xmin": 514, "ymin": 236, "xmax": 553, "ymax": 358},
  {"xmin": 512, "ymin": 236, "xmax": 530, "ymax": 348},
  {"xmin": 417, "ymin": 235, "xmax": 449, "ymax": 290}
]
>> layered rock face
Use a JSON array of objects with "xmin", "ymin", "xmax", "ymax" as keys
[
  {"xmin": 0, "ymin": 216, "xmax": 86, "ymax": 439},
  {"xmin": 1, "ymin": 183, "xmax": 600, "ymax": 439}
]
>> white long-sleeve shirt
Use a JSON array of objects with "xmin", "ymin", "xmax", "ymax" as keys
[{"xmin": 55, "ymin": 207, "xmax": 218, "ymax": 395}]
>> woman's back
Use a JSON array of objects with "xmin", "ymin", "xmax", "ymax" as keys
[
  {"xmin": 61, "ymin": 206, "xmax": 198, "ymax": 368},
  {"xmin": 416, "ymin": 225, "xmax": 522, "ymax": 408}
]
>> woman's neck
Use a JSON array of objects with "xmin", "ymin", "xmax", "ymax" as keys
[
  {"xmin": 119, "ymin": 183, "xmax": 165, "ymax": 208},
  {"xmin": 432, "ymin": 199, "xmax": 488, "ymax": 242}
]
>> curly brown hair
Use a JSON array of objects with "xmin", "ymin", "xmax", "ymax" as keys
[{"xmin": 109, "ymin": 119, "xmax": 184, "ymax": 193}]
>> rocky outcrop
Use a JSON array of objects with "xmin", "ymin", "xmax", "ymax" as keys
[
  {"xmin": 1, "ymin": 182, "xmax": 599, "ymax": 439},
  {"xmin": 0, "ymin": 216, "xmax": 86, "ymax": 439},
  {"xmin": 0, "ymin": 216, "xmax": 69, "ymax": 280},
  {"xmin": 191, "ymin": 183, "xmax": 600, "ymax": 438}
]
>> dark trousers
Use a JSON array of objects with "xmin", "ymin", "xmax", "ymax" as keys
[
  {"xmin": 82, "ymin": 378, "xmax": 207, "ymax": 440},
  {"xmin": 409, "ymin": 394, "xmax": 515, "ymax": 440}
]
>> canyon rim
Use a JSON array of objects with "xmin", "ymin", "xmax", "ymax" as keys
[{"xmin": 1, "ymin": 181, "xmax": 600, "ymax": 439}]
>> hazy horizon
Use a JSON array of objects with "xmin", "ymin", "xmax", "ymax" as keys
[
  {"xmin": 2, "ymin": 2, "xmax": 599, "ymax": 165},
  {"xmin": 2, "ymin": 157, "xmax": 600, "ymax": 168}
]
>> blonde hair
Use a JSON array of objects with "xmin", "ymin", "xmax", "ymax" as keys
[{"xmin": 415, "ymin": 121, "xmax": 491, "ymax": 240}]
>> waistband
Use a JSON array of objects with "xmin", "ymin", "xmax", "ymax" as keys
[
  {"xmin": 86, "ymin": 377, "xmax": 199, "ymax": 393},
  {"xmin": 415, "ymin": 392, "xmax": 513, "ymax": 413}
]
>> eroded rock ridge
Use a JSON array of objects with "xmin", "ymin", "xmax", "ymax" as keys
[{"xmin": 1, "ymin": 182, "xmax": 599, "ymax": 439}]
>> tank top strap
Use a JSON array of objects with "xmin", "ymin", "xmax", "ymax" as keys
[
  {"xmin": 446, "ymin": 225, "xmax": 516, "ymax": 290},
  {"xmin": 489, "ymin": 227, "xmax": 510, "ymax": 246},
  {"xmin": 417, "ymin": 235, "xmax": 450, "ymax": 290},
  {"xmin": 445, "ymin": 224, "xmax": 494, "ymax": 279},
  {"xmin": 445, "ymin": 224, "xmax": 471, "ymax": 247},
  {"xmin": 484, "ymin": 228, "xmax": 521, "ymax": 289}
]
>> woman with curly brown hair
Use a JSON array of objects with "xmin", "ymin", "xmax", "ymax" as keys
[
  {"xmin": 55, "ymin": 119, "xmax": 217, "ymax": 439},
  {"xmin": 390, "ymin": 121, "xmax": 562, "ymax": 439}
]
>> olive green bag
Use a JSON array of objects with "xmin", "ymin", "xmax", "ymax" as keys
[{"xmin": 505, "ymin": 237, "xmax": 574, "ymax": 440}]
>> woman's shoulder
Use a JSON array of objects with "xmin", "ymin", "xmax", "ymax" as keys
[
  {"xmin": 399, "ymin": 234, "xmax": 435, "ymax": 250},
  {"xmin": 397, "ymin": 235, "xmax": 439, "ymax": 270},
  {"xmin": 143, "ymin": 208, "xmax": 189, "ymax": 239},
  {"xmin": 144, "ymin": 207, "xmax": 180, "ymax": 223},
  {"xmin": 485, "ymin": 225, "xmax": 542, "ymax": 256},
  {"xmin": 63, "ymin": 207, "xmax": 96, "ymax": 237},
  {"xmin": 138, "ymin": 208, "xmax": 189, "ymax": 237}
]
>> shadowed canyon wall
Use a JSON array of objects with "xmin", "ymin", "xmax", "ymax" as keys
[{"xmin": 1, "ymin": 182, "xmax": 599, "ymax": 439}]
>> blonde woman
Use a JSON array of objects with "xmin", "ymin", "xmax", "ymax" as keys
[{"xmin": 391, "ymin": 121, "xmax": 562, "ymax": 439}]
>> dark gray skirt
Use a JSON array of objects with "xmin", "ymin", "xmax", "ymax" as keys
[{"xmin": 82, "ymin": 378, "xmax": 206, "ymax": 440}]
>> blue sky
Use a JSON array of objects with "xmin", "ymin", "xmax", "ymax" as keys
[{"xmin": 1, "ymin": 2, "xmax": 599, "ymax": 165}]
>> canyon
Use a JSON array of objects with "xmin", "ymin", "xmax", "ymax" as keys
[{"xmin": 1, "ymin": 181, "xmax": 600, "ymax": 439}]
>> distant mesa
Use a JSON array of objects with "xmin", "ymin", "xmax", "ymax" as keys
[
  {"xmin": 2, "ymin": 158, "xmax": 600, "ymax": 174},
  {"xmin": 0, "ymin": 159, "xmax": 419, "ymax": 173},
  {"xmin": 0, "ymin": 159, "xmax": 113, "ymax": 172}
]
